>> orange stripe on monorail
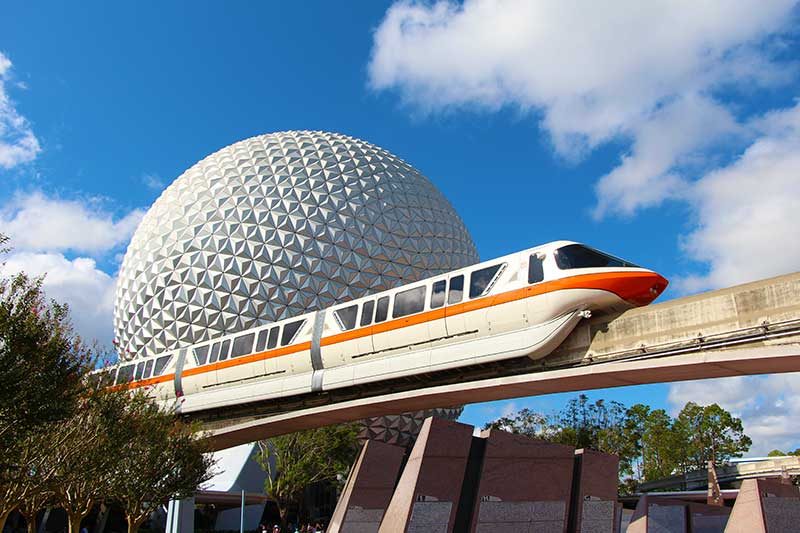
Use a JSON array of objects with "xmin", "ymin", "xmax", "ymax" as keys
[{"xmin": 118, "ymin": 270, "xmax": 662, "ymax": 391}]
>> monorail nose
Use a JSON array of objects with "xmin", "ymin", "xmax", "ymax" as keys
[{"xmin": 618, "ymin": 272, "xmax": 669, "ymax": 307}]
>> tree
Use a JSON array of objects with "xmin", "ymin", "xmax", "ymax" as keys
[
  {"xmin": 0, "ymin": 235, "xmax": 93, "ymax": 444},
  {"xmin": 111, "ymin": 392, "xmax": 215, "ymax": 533},
  {"xmin": 674, "ymin": 402, "xmax": 752, "ymax": 471},
  {"xmin": 255, "ymin": 423, "xmax": 360, "ymax": 527},
  {"xmin": 44, "ymin": 388, "xmax": 135, "ymax": 533}
]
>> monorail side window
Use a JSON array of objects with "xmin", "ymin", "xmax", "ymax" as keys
[
  {"xmin": 256, "ymin": 329, "xmax": 269, "ymax": 352},
  {"xmin": 281, "ymin": 320, "xmax": 305, "ymax": 346},
  {"xmin": 470, "ymin": 264, "xmax": 503, "ymax": 299},
  {"xmin": 219, "ymin": 339, "xmax": 231, "ymax": 361},
  {"xmin": 334, "ymin": 305, "xmax": 358, "ymax": 331},
  {"xmin": 267, "ymin": 327, "xmax": 280, "ymax": 349},
  {"xmin": 393, "ymin": 286, "xmax": 426, "ymax": 318},
  {"xmin": 144, "ymin": 359, "xmax": 154, "ymax": 379},
  {"xmin": 430, "ymin": 280, "xmax": 446, "ymax": 309},
  {"xmin": 209, "ymin": 342, "xmax": 221, "ymax": 363},
  {"xmin": 231, "ymin": 332, "xmax": 255, "ymax": 357},
  {"xmin": 154, "ymin": 355, "xmax": 171, "ymax": 375},
  {"xmin": 528, "ymin": 255, "xmax": 544, "ymax": 284},
  {"xmin": 194, "ymin": 346, "xmax": 209, "ymax": 365},
  {"xmin": 360, "ymin": 300, "xmax": 375, "ymax": 327},
  {"xmin": 116, "ymin": 364, "xmax": 135, "ymax": 384},
  {"xmin": 134, "ymin": 362, "xmax": 145, "ymax": 381},
  {"xmin": 554, "ymin": 244, "xmax": 640, "ymax": 270},
  {"xmin": 375, "ymin": 296, "xmax": 390, "ymax": 323},
  {"xmin": 448, "ymin": 275, "xmax": 464, "ymax": 304}
]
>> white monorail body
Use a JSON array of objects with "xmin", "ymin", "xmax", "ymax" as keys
[{"xmin": 99, "ymin": 241, "xmax": 667, "ymax": 414}]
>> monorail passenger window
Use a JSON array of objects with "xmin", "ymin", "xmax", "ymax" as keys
[
  {"xmin": 209, "ymin": 342, "xmax": 221, "ymax": 363},
  {"xmin": 219, "ymin": 340, "xmax": 231, "ymax": 361},
  {"xmin": 134, "ymin": 362, "xmax": 145, "ymax": 381},
  {"xmin": 231, "ymin": 333, "xmax": 255, "ymax": 358},
  {"xmin": 470, "ymin": 264, "xmax": 504, "ymax": 299},
  {"xmin": 529, "ymin": 255, "xmax": 544, "ymax": 284},
  {"xmin": 375, "ymin": 296, "xmax": 390, "ymax": 323},
  {"xmin": 256, "ymin": 329, "xmax": 269, "ymax": 352},
  {"xmin": 144, "ymin": 359, "xmax": 154, "ymax": 378},
  {"xmin": 334, "ymin": 305, "xmax": 358, "ymax": 331},
  {"xmin": 98, "ymin": 369, "xmax": 115, "ymax": 387},
  {"xmin": 448, "ymin": 275, "xmax": 464, "ymax": 304},
  {"xmin": 554, "ymin": 244, "xmax": 640, "ymax": 270},
  {"xmin": 116, "ymin": 364, "xmax": 135, "ymax": 384},
  {"xmin": 281, "ymin": 320, "xmax": 305, "ymax": 346},
  {"xmin": 360, "ymin": 300, "xmax": 375, "ymax": 327},
  {"xmin": 430, "ymin": 280, "xmax": 446, "ymax": 309},
  {"xmin": 267, "ymin": 327, "xmax": 279, "ymax": 349},
  {"xmin": 194, "ymin": 346, "xmax": 209, "ymax": 365},
  {"xmin": 154, "ymin": 355, "xmax": 171, "ymax": 375},
  {"xmin": 393, "ymin": 286, "xmax": 426, "ymax": 318}
]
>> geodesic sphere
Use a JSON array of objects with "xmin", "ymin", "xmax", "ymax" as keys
[{"xmin": 113, "ymin": 131, "xmax": 478, "ymax": 359}]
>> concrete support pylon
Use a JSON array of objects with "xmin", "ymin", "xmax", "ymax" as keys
[
  {"xmin": 165, "ymin": 496, "xmax": 195, "ymax": 533},
  {"xmin": 378, "ymin": 417, "xmax": 474, "ymax": 532},
  {"xmin": 328, "ymin": 439, "xmax": 406, "ymax": 533}
]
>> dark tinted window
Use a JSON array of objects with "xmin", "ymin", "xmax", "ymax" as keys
[
  {"xmin": 267, "ymin": 327, "xmax": 279, "ymax": 349},
  {"xmin": 360, "ymin": 300, "xmax": 375, "ymax": 327},
  {"xmin": 117, "ymin": 364, "xmax": 135, "ymax": 384},
  {"xmin": 194, "ymin": 346, "xmax": 209, "ymax": 365},
  {"xmin": 209, "ymin": 342, "xmax": 221, "ymax": 363},
  {"xmin": 430, "ymin": 280, "xmax": 446, "ymax": 309},
  {"xmin": 154, "ymin": 355, "xmax": 171, "ymax": 375},
  {"xmin": 470, "ymin": 264, "xmax": 503, "ymax": 299},
  {"xmin": 256, "ymin": 330, "xmax": 269, "ymax": 352},
  {"xmin": 231, "ymin": 333, "xmax": 255, "ymax": 357},
  {"xmin": 375, "ymin": 296, "xmax": 390, "ymax": 323},
  {"xmin": 135, "ymin": 362, "xmax": 145, "ymax": 381},
  {"xmin": 143, "ymin": 359, "xmax": 154, "ymax": 379},
  {"xmin": 448, "ymin": 275, "xmax": 464, "ymax": 304},
  {"xmin": 335, "ymin": 305, "xmax": 358, "ymax": 331},
  {"xmin": 393, "ymin": 286, "xmax": 426, "ymax": 318},
  {"xmin": 219, "ymin": 340, "xmax": 231, "ymax": 361},
  {"xmin": 528, "ymin": 255, "xmax": 544, "ymax": 284},
  {"xmin": 555, "ymin": 244, "xmax": 639, "ymax": 270},
  {"xmin": 281, "ymin": 320, "xmax": 304, "ymax": 346}
]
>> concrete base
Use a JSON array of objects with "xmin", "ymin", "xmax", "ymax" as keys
[
  {"xmin": 329, "ymin": 440, "xmax": 406, "ymax": 533},
  {"xmin": 326, "ymin": 416, "xmax": 622, "ymax": 532},
  {"xmin": 469, "ymin": 428, "xmax": 575, "ymax": 532},
  {"xmin": 627, "ymin": 495, "xmax": 730, "ymax": 533},
  {"xmin": 725, "ymin": 478, "xmax": 800, "ymax": 532}
]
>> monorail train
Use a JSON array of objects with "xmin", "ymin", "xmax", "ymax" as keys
[{"xmin": 98, "ymin": 241, "xmax": 667, "ymax": 414}]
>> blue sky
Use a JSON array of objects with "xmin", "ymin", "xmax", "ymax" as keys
[{"xmin": 1, "ymin": 1, "xmax": 799, "ymax": 453}]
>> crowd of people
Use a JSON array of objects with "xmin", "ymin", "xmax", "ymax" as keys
[{"xmin": 259, "ymin": 522, "xmax": 325, "ymax": 533}]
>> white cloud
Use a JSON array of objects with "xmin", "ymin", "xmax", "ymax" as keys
[
  {"xmin": 669, "ymin": 373, "xmax": 800, "ymax": 455},
  {"xmin": 2, "ymin": 251, "xmax": 116, "ymax": 345},
  {"xmin": 0, "ymin": 51, "xmax": 40, "ymax": 168},
  {"xmin": 369, "ymin": 0, "xmax": 798, "ymax": 216},
  {"xmin": 0, "ymin": 191, "xmax": 144, "ymax": 254},
  {"xmin": 0, "ymin": 191, "xmax": 145, "ymax": 346},
  {"xmin": 141, "ymin": 173, "xmax": 165, "ymax": 191},
  {"xmin": 676, "ymin": 101, "xmax": 800, "ymax": 292}
]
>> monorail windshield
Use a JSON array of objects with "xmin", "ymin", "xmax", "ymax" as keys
[{"xmin": 554, "ymin": 244, "xmax": 640, "ymax": 270}]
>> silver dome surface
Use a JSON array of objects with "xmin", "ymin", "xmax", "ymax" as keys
[{"xmin": 114, "ymin": 130, "xmax": 478, "ymax": 359}]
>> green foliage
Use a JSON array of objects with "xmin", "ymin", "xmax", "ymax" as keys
[
  {"xmin": 255, "ymin": 423, "xmax": 360, "ymax": 526},
  {"xmin": 110, "ymin": 391, "xmax": 215, "ymax": 533},
  {"xmin": 484, "ymin": 394, "xmax": 753, "ymax": 493},
  {"xmin": 674, "ymin": 402, "xmax": 752, "ymax": 470},
  {"xmin": 0, "ymin": 269, "xmax": 93, "ymax": 442},
  {"xmin": 0, "ymin": 234, "xmax": 215, "ymax": 533}
]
